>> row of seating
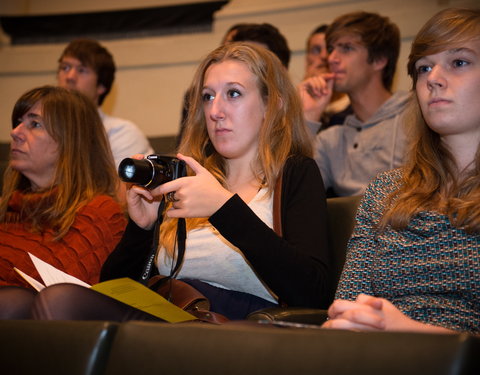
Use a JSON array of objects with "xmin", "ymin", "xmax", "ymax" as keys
[{"xmin": 1, "ymin": 319, "xmax": 478, "ymax": 375}]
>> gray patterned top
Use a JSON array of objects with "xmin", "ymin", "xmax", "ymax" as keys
[{"xmin": 336, "ymin": 168, "xmax": 480, "ymax": 333}]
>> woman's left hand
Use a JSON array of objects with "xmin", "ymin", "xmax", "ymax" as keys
[
  {"xmin": 322, "ymin": 294, "xmax": 448, "ymax": 332},
  {"xmin": 153, "ymin": 153, "xmax": 233, "ymax": 218}
]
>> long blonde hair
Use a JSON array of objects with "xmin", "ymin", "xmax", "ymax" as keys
[
  {"xmin": 381, "ymin": 8, "xmax": 480, "ymax": 232},
  {"xmin": 161, "ymin": 42, "xmax": 312, "ymax": 255},
  {"xmin": 0, "ymin": 86, "xmax": 119, "ymax": 238}
]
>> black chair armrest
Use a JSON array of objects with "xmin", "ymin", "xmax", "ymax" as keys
[{"xmin": 247, "ymin": 307, "xmax": 328, "ymax": 326}]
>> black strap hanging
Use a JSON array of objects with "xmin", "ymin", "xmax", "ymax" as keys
[{"xmin": 139, "ymin": 197, "xmax": 186, "ymax": 285}]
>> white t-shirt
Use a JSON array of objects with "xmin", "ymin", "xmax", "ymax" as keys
[
  {"xmin": 99, "ymin": 109, "xmax": 154, "ymax": 168},
  {"xmin": 156, "ymin": 187, "xmax": 276, "ymax": 303}
]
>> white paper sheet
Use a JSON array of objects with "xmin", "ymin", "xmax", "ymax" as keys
[
  {"xmin": 27, "ymin": 253, "xmax": 91, "ymax": 288},
  {"xmin": 13, "ymin": 267, "xmax": 45, "ymax": 292}
]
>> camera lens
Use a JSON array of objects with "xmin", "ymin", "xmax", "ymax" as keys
[
  {"xmin": 118, "ymin": 158, "xmax": 153, "ymax": 185},
  {"xmin": 118, "ymin": 158, "xmax": 170, "ymax": 189},
  {"xmin": 118, "ymin": 155, "xmax": 186, "ymax": 189}
]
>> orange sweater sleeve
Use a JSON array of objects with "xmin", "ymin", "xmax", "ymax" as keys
[{"xmin": 0, "ymin": 195, "xmax": 127, "ymax": 288}]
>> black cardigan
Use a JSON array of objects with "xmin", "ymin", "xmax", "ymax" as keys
[{"xmin": 101, "ymin": 155, "xmax": 330, "ymax": 308}]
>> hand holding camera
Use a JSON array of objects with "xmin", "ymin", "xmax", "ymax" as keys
[
  {"xmin": 117, "ymin": 154, "xmax": 177, "ymax": 229},
  {"xmin": 118, "ymin": 154, "xmax": 186, "ymax": 190},
  {"xmin": 118, "ymin": 154, "xmax": 233, "ymax": 225},
  {"xmin": 155, "ymin": 154, "xmax": 233, "ymax": 219}
]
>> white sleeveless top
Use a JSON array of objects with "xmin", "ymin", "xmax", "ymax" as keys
[{"xmin": 156, "ymin": 187, "xmax": 276, "ymax": 303}]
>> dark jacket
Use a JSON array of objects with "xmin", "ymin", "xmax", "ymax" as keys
[{"xmin": 101, "ymin": 155, "xmax": 330, "ymax": 308}]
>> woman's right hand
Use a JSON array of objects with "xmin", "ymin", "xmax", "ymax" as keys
[{"xmin": 125, "ymin": 155, "xmax": 162, "ymax": 230}]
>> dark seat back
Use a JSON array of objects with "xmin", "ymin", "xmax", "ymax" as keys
[
  {"xmin": 0, "ymin": 142, "xmax": 8, "ymax": 160},
  {"xmin": 0, "ymin": 320, "xmax": 118, "ymax": 375},
  {"xmin": 326, "ymin": 195, "xmax": 362, "ymax": 301},
  {"xmin": 0, "ymin": 160, "xmax": 7, "ymax": 192},
  {"xmin": 104, "ymin": 321, "xmax": 480, "ymax": 375},
  {"xmin": 0, "ymin": 142, "xmax": 8, "ymax": 192},
  {"xmin": 148, "ymin": 135, "xmax": 177, "ymax": 155}
]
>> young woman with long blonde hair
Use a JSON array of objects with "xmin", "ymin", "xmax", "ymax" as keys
[{"xmin": 33, "ymin": 42, "xmax": 330, "ymax": 321}]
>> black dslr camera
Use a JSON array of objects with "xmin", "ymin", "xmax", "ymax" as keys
[{"xmin": 118, "ymin": 155, "xmax": 186, "ymax": 189}]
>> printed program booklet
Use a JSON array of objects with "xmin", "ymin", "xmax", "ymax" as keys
[{"xmin": 14, "ymin": 253, "xmax": 196, "ymax": 323}]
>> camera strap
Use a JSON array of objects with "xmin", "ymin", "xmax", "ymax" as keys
[{"xmin": 139, "ymin": 197, "xmax": 186, "ymax": 285}]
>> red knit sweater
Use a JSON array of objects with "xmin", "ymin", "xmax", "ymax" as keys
[{"xmin": 0, "ymin": 191, "xmax": 127, "ymax": 288}]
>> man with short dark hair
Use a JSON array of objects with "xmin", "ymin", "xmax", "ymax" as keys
[
  {"xmin": 299, "ymin": 12, "xmax": 409, "ymax": 196},
  {"xmin": 230, "ymin": 23, "xmax": 291, "ymax": 68},
  {"xmin": 57, "ymin": 39, "xmax": 153, "ymax": 167}
]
